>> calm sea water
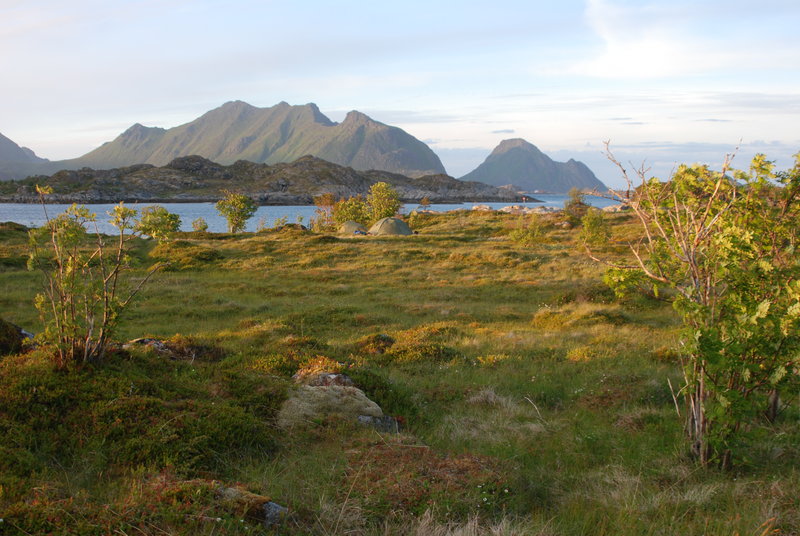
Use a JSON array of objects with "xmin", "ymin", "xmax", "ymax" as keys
[{"xmin": 0, "ymin": 194, "xmax": 617, "ymax": 234}]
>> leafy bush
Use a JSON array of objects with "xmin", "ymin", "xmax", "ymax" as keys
[
  {"xmin": 580, "ymin": 207, "xmax": 610, "ymax": 245},
  {"xmin": 597, "ymin": 149, "xmax": 800, "ymax": 466},
  {"xmin": 508, "ymin": 213, "xmax": 544, "ymax": 246},
  {"xmin": 563, "ymin": 187, "xmax": 589, "ymax": 225},
  {"xmin": 333, "ymin": 195, "xmax": 370, "ymax": 226},
  {"xmin": 216, "ymin": 191, "xmax": 257, "ymax": 233},
  {"xmin": 136, "ymin": 205, "xmax": 181, "ymax": 241},
  {"xmin": 191, "ymin": 217, "xmax": 208, "ymax": 232},
  {"xmin": 367, "ymin": 181, "xmax": 402, "ymax": 221},
  {"xmin": 27, "ymin": 197, "xmax": 171, "ymax": 366}
]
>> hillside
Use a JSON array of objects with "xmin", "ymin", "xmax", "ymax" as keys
[
  {"xmin": 0, "ymin": 132, "xmax": 50, "ymax": 181},
  {"xmin": 0, "ymin": 154, "xmax": 517, "ymax": 204},
  {"xmin": 461, "ymin": 138, "xmax": 607, "ymax": 193},
  {"xmin": 50, "ymin": 101, "xmax": 446, "ymax": 178}
]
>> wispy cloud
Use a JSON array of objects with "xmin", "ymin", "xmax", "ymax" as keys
[
  {"xmin": 491, "ymin": 129, "xmax": 515, "ymax": 134},
  {"xmin": 569, "ymin": 0, "xmax": 800, "ymax": 79}
]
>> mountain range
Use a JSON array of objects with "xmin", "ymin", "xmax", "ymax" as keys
[{"xmin": 0, "ymin": 101, "xmax": 607, "ymax": 193}]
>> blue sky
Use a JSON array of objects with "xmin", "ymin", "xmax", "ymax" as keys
[{"xmin": 2, "ymin": 0, "xmax": 799, "ymax": 186}]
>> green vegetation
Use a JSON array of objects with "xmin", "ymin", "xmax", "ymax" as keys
[
  {"xmin": 192, "ymin": 216, "xmax": 209, "ymax": 232},
  {"xmin": 26, "ymin": 195, "xmax": 173, "ymax": 367},
  {"xmin": 366, "ymin": 181, "xmax": 402, "ymax": 221},
  {"xmin": 1, "ymin": 191, "xmax": 799, "ymax": 534},
  {"xmin": 597, "ymin": 150, "xmax": 800, "ymax": 468},
  {"xmin": 333, "ymin": 194, "xmax": 370, "ymax": 226},
  {"xmin": 331, "ymin": 182, "xmax": 402, "ymax": 228},
  {"xmin": 563, "ymin": 187, "xmax": 590, "ymax": 225},
  {"xmin": 508, "ymin": 213, "xmax": 545, "ymax": 246},
  {"xmin": 136, "ymin": 205, "xmax": 182, "ymax": 241},
  {"xmin": 216, "ymin": 190, "xmax": 257, "ymax": 233},
  {"xmin": 579, "ymin": 207, "xmax": 610, "ymax": 245}
]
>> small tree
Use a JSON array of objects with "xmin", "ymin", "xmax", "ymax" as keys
[
  {"xmin": 333, "ymin": 195, "xmax": 370, "ymax": 226},
  {"xmin": 419, "ymin": 196, "xmax": 432, "ymax": 210},
  {"xmin": 311, "ymin": 193, "xmax": 336, "ymax": 231},
  {"xmin": 367, "ymin": 182, "xmax": 402, "ymax": 221},
  {"xmin": 579, "ymin": 207, "xmax": 610, "ymax": 245},
  {"xmin": 28, "ymin": 188, "xmax": 169, "ymax": 367},
  {"xmin": 563, "ymin": 187, "xmax": 589, "ymax": 225},
  {"xmin": 508, "ymin": 213, "xmax": 544, "ymax": 246},
  {"xmin": 192, "ymin": 217, "xmax": 209, "ymax": 232},
  {"xmin": 593, "ymin": 146, "xmax": 800, "ymax": 467},
  {"xmin": 136, "ymin": 205, "xmax": 181, "ymax": 241},
  {"xmin": 216, "ymin": 191, "xmax": 257, "ymax": 233}
]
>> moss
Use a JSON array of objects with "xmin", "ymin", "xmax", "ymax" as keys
[{"xmin": 149, "ymin": 239, "xmax": 224, "ymax": 270}]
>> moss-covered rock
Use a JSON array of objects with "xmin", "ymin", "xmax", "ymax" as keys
[{"xmin": 0, "ymin": 317, "xmax": 24, "ymax": 356}]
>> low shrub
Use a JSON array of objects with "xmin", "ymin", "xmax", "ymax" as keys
[{"xmin": 149, "ymin": 240, "xmax": 223, "ymax": 270}]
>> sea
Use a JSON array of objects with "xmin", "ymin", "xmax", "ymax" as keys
[{"xmin": 0, "ymin": 194, "xmax": 618, "ymax": 234}]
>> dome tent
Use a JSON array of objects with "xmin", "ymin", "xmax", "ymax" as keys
[
  {"xmin": 368, "ymin": 217, "xmax": 412, "ymax": 236},
  {"xmin": 338, "ymin": 221, "xmax": 367, "ymax": 235}
]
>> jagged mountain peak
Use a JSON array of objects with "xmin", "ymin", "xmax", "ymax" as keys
[
  {"xmin": 121, "ymin": 123, "xmax": 166, "ymax": 138},
  {"xmin": 342, "ymin": 110, "xmax": 375, "ymax": 126},
  {"xmin": 4, "ymin": 101, "xmax": 445, "ymax": 179}
]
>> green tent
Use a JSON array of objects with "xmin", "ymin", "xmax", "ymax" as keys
[
  {"xmin": 338, "ymin": 221, "xmax": 368, "ymax": 235},
  {"xmin": 368, "ymin": 217, "xmax": 413, "ymax": 236}
]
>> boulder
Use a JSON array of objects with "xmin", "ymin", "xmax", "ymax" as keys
[
  {"xmin": 294, "ymin": 371, "xmax": 356, "ymax": 387},
  {"xmin": 122, "ymin": 337, "xmax": 222, "ymax": 361},
  {"xmin": 123, "ymin": 337, "xmax": 171, "ymax": 355},
  {"xmin": 277, "ymin": 385, "xmax": 383, "ymax": 428},
  {"xmin": 0, "ymin": 318, "xmax": 28, "ymax": 356},
  {"xmin": 357, "ymin": 415, "xmax": 401, "ymax": 433},
  {"xmin": 216, "ymin": 485, "xmax": 287, "ymax": 528}
]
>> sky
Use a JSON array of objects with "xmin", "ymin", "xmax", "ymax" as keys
[{"xmin": 2, "ymin": 0, "xmax": 799, "ymax": 187}]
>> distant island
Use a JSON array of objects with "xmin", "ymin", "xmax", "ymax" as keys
[{"xmin": 0, "ymin": 154, "xmax": 524, "ymax": 205}]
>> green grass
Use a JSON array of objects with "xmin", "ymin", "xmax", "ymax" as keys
[{"xmin": 0, "ymin": 211, "xmax": 798, "ymax": 535}]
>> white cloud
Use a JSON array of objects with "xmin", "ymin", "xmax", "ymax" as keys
[{"xmin": 572, "ymin": 0, "xmax": 720, "ymax": 78}]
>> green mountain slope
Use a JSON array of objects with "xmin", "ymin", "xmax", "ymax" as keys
[
  {"xmin": 461, "ymin": 138, "xmax": 606, "ymax": 193},
  {"xmin": 67, "ymin": 101, "xmax": 445, "ymax": 177}
]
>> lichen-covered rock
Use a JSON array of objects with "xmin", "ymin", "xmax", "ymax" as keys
[
  {"xmin": 277, "ymin": 385, "xmax": 383, "ymax": 428},
  {"xmin": 122, "ymin": 336, "xmax": 222, "ymax": 361},
  {"xmin": 215, "ymin": 485, "xmax": 288, "ymax": 528},
  {"xmin": 357, "ymin": 415, "xmax": 400, "ymax": 433},
  {"xmin": 296, "ymin": 372, "xmax": 356, "ymax": 387}
]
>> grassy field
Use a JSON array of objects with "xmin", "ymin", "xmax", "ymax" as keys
[{"xmin": 0, "ymin": 210, "xmax": 798, "ymax": 535}]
